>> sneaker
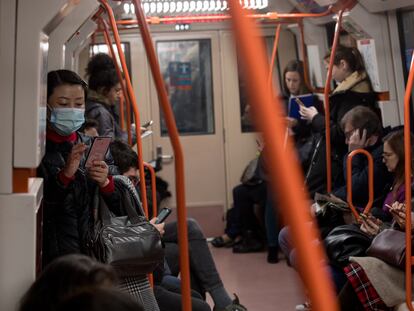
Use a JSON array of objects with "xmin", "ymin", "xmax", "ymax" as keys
[
  {"xmin": 295, "ymin": 302, "xmax": 311, "ymax": 310},
  {"xmin": 213, "ymin": 294, "xmax": 247, "ymax": 311}
]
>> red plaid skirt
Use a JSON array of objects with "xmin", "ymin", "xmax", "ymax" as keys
[{"xmin": 344, "ymin": 262, "xmax": 392, "ymax": 311}]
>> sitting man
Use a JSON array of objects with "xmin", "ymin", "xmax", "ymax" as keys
[{"xmin": 110, "ymin": 140, "xmax": 247, "ymax": 311}]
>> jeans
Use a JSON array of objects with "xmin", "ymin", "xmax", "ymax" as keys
[{"xmin": 164, "ymin": 219, "xmax": 223, "ymax": 293}]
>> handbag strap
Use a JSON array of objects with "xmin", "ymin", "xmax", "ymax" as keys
[{"xmin": 120, "ymin": 187, "xmax": 142, "ymax": 224}]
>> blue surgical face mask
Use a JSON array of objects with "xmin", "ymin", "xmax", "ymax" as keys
[{"xmin": 49, "ymin": 107, "xmax": 85, "ymax": 136}]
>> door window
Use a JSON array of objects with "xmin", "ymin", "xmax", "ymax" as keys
[{"xmin": 156, "ymin": 39, "xmax": 215, "ymax": 136}]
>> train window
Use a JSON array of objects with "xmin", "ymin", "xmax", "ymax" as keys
[
  {"xmin": 239, "ymin": 36, "xmax": 283, "ymax": 133},
  {"xmin": 156, "ymin": 39, "xmax": 215, "ymax": 136}
]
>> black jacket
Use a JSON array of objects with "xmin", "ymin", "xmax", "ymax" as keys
[
  {"xmin": 332, "ymin": 142, "xmax": 393, "ymax": 208},
  {"xmin": 305, "ymin": 71, "xmax": 377, "ymax": 197},
  {"xmin": 38, "ymin": 132, "xmax": 118, "ymax": 266}
]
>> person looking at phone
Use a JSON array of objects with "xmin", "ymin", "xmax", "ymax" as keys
[
  {"xmin": 299, "ymin": 45, "xmax": 378, "ymax": 197},
  {"xmin": 110, "ymin": 140, "xmax": 247, "ymax": 311},
  {"xmin": 38, "ymin": 70, "xmax": 118, "ymax": 267}
]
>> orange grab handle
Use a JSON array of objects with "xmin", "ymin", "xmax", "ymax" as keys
[
  {"xmin": 299, "ymin": 20, "xmax": 315, "ymax": 93},
  {"xmin": 404, "ymin": 51, "xmax": 414, "ymax": 311},
  {"xmin": 324, "ymin": 10, "xmax": 344, "ymax": 193},
  {"xmin": 346, "ymin": 149, "xmax": 374, "ymax": 220},
  {"xmin": 99, "ymin": 0, "xmax": 149, "ymax": 217},
  {"xmin": 228, "ymin": 2, "xmax": 339, "ymax": 311},
  {"xmin": 143, "ymin": 162, "xmax": 157, "ymax": 218},
  {"xmin": 268, "ymin": 24, "xmax": 281, "ymax": 87},
  {"xmin": 100, "ymin": 19, "xmax": 127, "ymax": 133},
  {"xmin": 131, "ymin": 0, "xmax": 192, "ymax": 310}
]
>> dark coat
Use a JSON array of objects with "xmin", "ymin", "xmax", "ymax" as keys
[
  {"xmin": 85, "ymin": 91, "xmax": 128, "ymax": 142},
  {"xmin": 332, "ymin": 142, "xmax": 393, "ymax": 209},
  {"xmin": 305, "ymin": 71, "xmax": 377, "ymax": 197},
  {"xmin": 38, "ymin": 132, "xmax": 118, "ymax": 266}
]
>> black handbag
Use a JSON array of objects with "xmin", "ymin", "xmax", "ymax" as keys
[
  {"xmin": 91, "ymin": 186, "xmax": 164, "ymax": 277},
  {"xmin": 324, "ymin": 224, "xmax": 373, "ymax": 267},
  {"xmin": 366, "ymin": 229, "xmax": 407, "ymax": 269}
]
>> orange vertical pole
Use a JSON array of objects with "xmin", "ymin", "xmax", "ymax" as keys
[
  {"xmin": 268, "ymin": 24, "xmax": 282, "ymax": 86},
  {"xmin": 101, "ymin": 18, "xmax": 132, "ymax": 145},
  {"xmin": 324, "ymin": 10, "xmax": 344, "ymax": 193},
  {"xmin": 404, "ymin": 51, "xmax": 414, "ymax": 311},
  {"xmin": 346, "ymin": 149, "xmax": 374, "ymax": 220},
  {"xmin": 299, "ymin": 20, "xmax": 314, "ymax": 93},
  {"xmin": 131, "ymin": 1, "xmax": 192, "ymax": 310},
  {"xmin": 144, "ymin": 162, "xmax": 158, "ymax": 218},
  {"xmin": 99, "ymin": 0, "xmax": 149, "ymax": 217},
  {"xmin": 228, "ymin": 2, "xmax": 338, "ymax": 311}
]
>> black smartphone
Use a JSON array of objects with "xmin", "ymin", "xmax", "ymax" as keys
[
  {"xmin": 155, "ymin": 207, "xmax": 172, "ymax": 224},
  {"xmin": 84, "ymin": 136, "xmax": 111, "ymax": 168},
  {"xmin": 142, "ymin": 120, "xmax": 154, "ymax": 128}
]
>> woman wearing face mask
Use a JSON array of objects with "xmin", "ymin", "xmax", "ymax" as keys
[
  {"xmin": 38, "ymin": 70, "xmax": 118, "ymax": 267},
  {"xmin": 299, "ymin": 45, "xmax": 378, "ymax": 197},
  {"xmin": 85, "ymin": 53, "xmax": 128, "ymax": 142}
]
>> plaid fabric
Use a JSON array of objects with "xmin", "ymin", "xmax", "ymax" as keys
[
  {"xmin": 119, "ymin": 276, "xmax": 160, "ymax": 311},
  {"xmin": 344, "ymin": 262, "xmax": 392, "ymax": 311}
]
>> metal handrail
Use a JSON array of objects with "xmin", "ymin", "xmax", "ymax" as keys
[
  {"xmin": 99, "ymin": 0, "xmax": 149, "ymax": 216},
  {"xmin": 324, "ymin": 10, "xmax": 344, "ymax": 193},
  {"xmin": 143, "ymin": 162, "xmax": 158, "ymax": 218},
  {"xmin": 346, "ymin": 149, "xmax": 374, "ymax": 220},
  {"xmin": 228, "ymin": 1, "xmax": 339, "ymax": 310},
  {"xmin": 298, "ymin": 20, "xmax": 315, "ymax": 93},
  {"xmin": 404, "ymin": 51, "xmax": 414, "ymax": 311},
  {"xmin": 100, "ymin": 18, "xmax": 131, "ymax": 140},
  {"xmin": 268, "ymin": 24, "xmax": 281, "ymax": 87},
  {"xmin": 131, "ymin": 0, "xmax": 192, "ymax": 309}
]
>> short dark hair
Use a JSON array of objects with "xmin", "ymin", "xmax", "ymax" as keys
[
  {"xmin": 110, "ymin": 140, "xmax": 138, "ymax": 174},
  {"xmin": 83, "ymin": 119, "xmax": 99, "ymax": 130},
  {"xmin": 282, "ymin": 60, "xmax": 310, "ymax": 96},
  {"xmin": 86, "ymin": 53, "xmax": 119, "ymax": 93},
  {"xmin": 19, "ymin": 254, "xmax": 117, "ymax": 311},
  {"xmin": 340, "ymin": 106, "xmax": 382, "ymax": 138},
  {"xmin": 47, "ymin": 70, "xmax": 88, "ymax": 102},
  {"xmin": 57, "ymin": 288, "xmax": 144, "ymax": 311}
]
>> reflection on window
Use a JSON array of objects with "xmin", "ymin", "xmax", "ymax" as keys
[
  {"xmin": 239, "ymin": 36, "xmax": 282, "ymax": 133},
  {"xmin": 156, "ymin": 40, "xmax": 215, "ymax": 136}
]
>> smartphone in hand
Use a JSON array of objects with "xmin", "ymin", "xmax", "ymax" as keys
[
  {"xmin": 155, "ymin": 207, "xmax": 172, "ymax": 224},
  {"xmin": 84, "ymin": 136, "xmax": 111, "ymax": 168}
]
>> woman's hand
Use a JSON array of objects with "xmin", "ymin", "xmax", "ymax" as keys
[
  {"xmin": 360, "ymin": 215, "xmax": 382, "ymax": 236},
  {"xmin": 299, "ymin": 106, "xmax": 318, "ymax": 122},
  {"xmin": 389, "ymin": 202, "xmax": 414, "ymax": 230},
  {"xmin": 150, "ymin": 217, "xmax": 165, "ymax": 236},
  {"xmin": 286, "ymin": 117, "xmax": 298, "ymax": 128},
  {"xmin": 88, "ymin": 161, "xmax": 109, "ymax": 187},
  {"xmin": 63, "ymin": 143, "xmax": 87, "ymax": 178}
]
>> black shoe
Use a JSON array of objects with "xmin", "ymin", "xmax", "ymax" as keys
[
  {"xmin": 213, "ymin": 294, "xmax": 248, "ymax": 311},
  {"xmin": 232, "ymin": 231, "xmax": 263, "ymax": 253},
  {"xmin": 267, "ymin": 246, "xmax": 279, "ymax": 264},
  {"xmin": 211, "ymin": 236, "xmax": 233, "ymax": 248}
]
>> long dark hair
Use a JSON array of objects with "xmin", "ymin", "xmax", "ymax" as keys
[
  {"xmin": 19, "ymin": 254, "xmax": 117, "ymax": 311},
  {"xmin": 47, "ymin": 70, "xmax": 88, "ymax": 102},
  {"xmin": 324, "ymin": 45, "xmax": 366, "ymax": 74},
  {"xmin": 282, "ymin": 60, "xmax": 310, "ymax": 96},
  {"xmin": 86, "ymin": 53, "xmax": 119, "ymax": 94},
  {"xmin": 383, "ymin": 130, "xmax": 414, "ymax": 194}
]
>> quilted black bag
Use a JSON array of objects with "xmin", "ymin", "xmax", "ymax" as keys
[{"xmin": 90, "ymin": 185, "xmax": 164, "ymax": 277}]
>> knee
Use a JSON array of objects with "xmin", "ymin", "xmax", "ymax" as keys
[{"xmin": 186, "ymin": 218, "xmax": 204, "ymax": 239}]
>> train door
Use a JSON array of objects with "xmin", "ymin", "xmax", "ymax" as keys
[{"xmin": 148, "ymin": 32, "xmax": 226, "ymax": 233}]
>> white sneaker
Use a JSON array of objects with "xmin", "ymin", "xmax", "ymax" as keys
[{"xmin": 295, "ymin": 302, "xmax": 311, "ymax": 310}]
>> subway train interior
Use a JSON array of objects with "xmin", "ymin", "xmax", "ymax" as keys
[{"xmin": 2, "ymin": 0, "xmax": 414, "ymax": 310}]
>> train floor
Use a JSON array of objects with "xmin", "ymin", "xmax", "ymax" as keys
[{"xmin": 207, "ymin": 246, "xmax": 305, "ymax": 310}]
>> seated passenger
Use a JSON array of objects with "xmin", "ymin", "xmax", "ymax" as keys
[
  {"xmin": 110, "ymin": 140, "xmax": 248, "ymax": 311},
  {"xmin": 85, "ymin": 53, "xmax": 129, "ymax": 142},
  {"xmin": 81, "ymin": 118, "xmax": 99, "ymax": 137},
  {"xmin": 299, "ymin": 45, "xmax": 378, "ymax": 198},
  {"xmin": 38, "ymin": 70, "xmax": 117, "ymax": 266},
  {"xmin": 19, "ymin": 254, "xmax": 119, "ymax": 311}
]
